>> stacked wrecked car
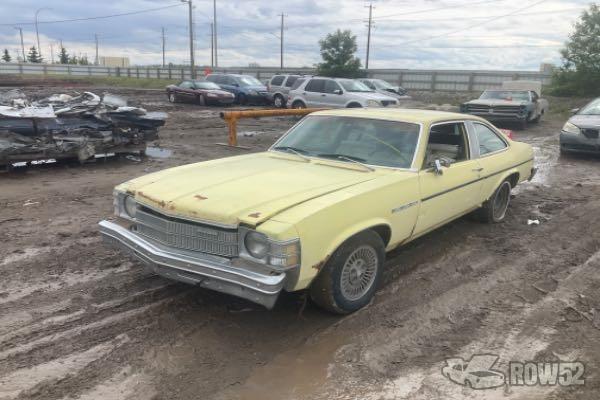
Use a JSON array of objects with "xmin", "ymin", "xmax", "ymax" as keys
[{"xmin": 0, "ymin": 90, "xmax": 167, "ymax": 168}]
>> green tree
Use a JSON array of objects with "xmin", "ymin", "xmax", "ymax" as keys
[
  {"xmin": 550, "ymin": 4, "xmax": 600, "ymax": 96},
  {"xmin": 79, "ymin": 55, "xmax": 89, "ymax": 65},
  {"xmin": 2, "ymin": 49, "xmax": 11, "ymax": 63},
  {"xmin": 27, "ymin": 46, "xmax": 42, "ymax": 63},
  {"xmin": 59, "ymin": 47, "xmax": 69, "ymax": 64},
  {"xmin": 316, "ymin": 29, "xmax": 363, "ymax": 78},
  {"xmin": 69, "ymin": 55, "xmax": 78, "ymax": 65}
]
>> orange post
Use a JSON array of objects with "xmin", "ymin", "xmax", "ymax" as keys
[{"xmin": 219, "ymin": 108, "xmax": 328, "ymax": 147}]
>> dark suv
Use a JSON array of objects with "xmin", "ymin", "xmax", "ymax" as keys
[{"xmin": 205, "ymin": 73, "xmax": 269, "ymax": 105}]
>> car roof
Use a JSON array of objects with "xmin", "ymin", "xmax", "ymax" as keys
[{"xmin": 311, "ymin": 108, "xmax": 486, "ymax": 124}]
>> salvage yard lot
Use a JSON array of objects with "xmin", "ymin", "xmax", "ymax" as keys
[{"xmin": 1, "ymin": 87, "xmax": 599, "ymax": 400}]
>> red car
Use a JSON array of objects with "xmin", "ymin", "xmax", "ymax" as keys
[{"xmin": 166, "ymin": 80, "xmax": 235, "ymax": 106}]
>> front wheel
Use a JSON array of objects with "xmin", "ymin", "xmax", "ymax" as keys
[
  {"xmin": 198, "ymin": 94, "xmax": 206, "ymax": 106},
  {"xmin": 291, "ymin": 100, "xmax": 306, "ymax": 109},
  {"xmin": 168, "ymin": 92, "xmax": 177, "ymax": 103},
  {"xmin": 273, "ymin": 94, "xmax": 285, "ymax": 108},
  {"xmin": 237, "ymin": 93, "xmax": 247, "ymax": 105},
  {"xmin": 310, "ymin": 230, "xmax": 385, "ymax": 314},
  {"xmin": 477, "ymin": 180, "xmax": 512, "ymax": 223}
]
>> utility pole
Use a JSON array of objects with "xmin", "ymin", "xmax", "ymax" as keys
[
  {"xmin": 161, "ymin": 27, "xmax": 166, "ymax": 67},
  {"xmin": 213, "ymin": 0, "xmax": 218, "ymax": 67},
  {"xmin": 182, "ymin": 0, "xmax": 195, "ymax": 78},
  {"xmin": 34, "ymin": 8, "xmax": 50, "ymax": 61},
  {"xmin": 14, "ymin": 27, "xmax": 25, "ymax": 62},
  {"xmin": 94, "ymin": 34, "xmax": 99, "ymax": 65},
  {"xmin": 210, "ymin": 23, "xmax": 214, "ymax": 68},
  {"xmin": 365, "ymin": 3, "xmax": 373, "ymax": 70},
  {"xmin": 279, "ymin": 13, "xmax": 285, "ymax": 69},
  {"xmin": 50, "ymin": 43, "xmax": 54, "ymax": 63}
]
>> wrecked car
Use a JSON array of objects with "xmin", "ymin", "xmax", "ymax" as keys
[
  {"xmin": 560, "ymin": 97, "xmax": 600, "ymax": 155},
  {"xmin": 0, "ymin": 91, "xmax": 167, "ymax": 168},
  {"xmin": 460, "ymin": 81, "xmax": 548, "ymax": 129},
  {"xmin": 358, "ymin": 78, "xmax": 411, "ymax": 100},
  {"xmin": 99, "ymin": 109, "xmax": 535, "ymax": 313}
]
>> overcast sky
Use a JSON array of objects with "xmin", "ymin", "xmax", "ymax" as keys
[{"xmin": 0, "ymin": 0, "xmax": 593, "ymax": 70}]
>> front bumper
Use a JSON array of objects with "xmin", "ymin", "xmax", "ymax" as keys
[
  {"xmin": 99, "ymin": 220, "xmax": 288, "ymax": 308},
  {"xmin": 465, "ymin": 112, "xmax": 527, "ymax": 122},
  {"xmin": 560, "ymin": 131, "xmax": 600, "ymax": 154}
]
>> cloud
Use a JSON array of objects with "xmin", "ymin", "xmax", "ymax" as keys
[{"xmin": 0, "ymin": 0, "xmax": 590, "ymax": 69}]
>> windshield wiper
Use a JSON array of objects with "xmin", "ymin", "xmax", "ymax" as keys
[
  {"xmin": 316, "ymin": 153, "xmax": 374, "ymax": 172},
  {"xmin": 272, "ymin": 146, "xmax": 311, "ymax": 162}
]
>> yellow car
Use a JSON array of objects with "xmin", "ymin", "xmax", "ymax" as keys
[{"xmin": 99, "ymin": 109, "xmax": 535, "ymax": 314}]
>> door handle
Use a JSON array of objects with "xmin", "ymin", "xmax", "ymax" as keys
[{"xmin": 472, "ymin": 167, "xmax": 484, "ymax": 172}]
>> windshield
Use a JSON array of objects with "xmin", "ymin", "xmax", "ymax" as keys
[
  {"xmin": 372, "ymin": 79, "xmax": 395, "ymax": 90},
  {"xmin": 194, "ymin": 81, "xmax": 220, "ymax": 89},
  {"xmin": 238, "ymin": 76, "xmax": 263, "ymax": 86},
  {"xmin": 338, "ymin": 79, "xmax": 374, "ymax": 92},
  {"xmin": 579, "ymin": 98, "xmax": 600, "ymax": 115},
  {"xmin": 271, "ymin": 116, "xmax": 420, "ymax": 169},
  {"xmin": 480, "ymin": 90, "xmax": 530, "ymax": 101}
]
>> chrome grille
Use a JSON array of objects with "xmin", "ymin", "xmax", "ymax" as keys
[
  {"xmin": 466, "ymin": 104, "xmax": 521, "ymax": 114},
  {"xmin": 135, "ymin": 208, "xmax": 238, "ymax": 257}
]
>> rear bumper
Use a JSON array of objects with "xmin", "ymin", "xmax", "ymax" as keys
[
  {"xmin": 560, "ymin": 131, "xmax": 600, "ymax": 154},
  {"xmin": 99, "ymin": 220, "xmax": 287, "ymax": 308}
]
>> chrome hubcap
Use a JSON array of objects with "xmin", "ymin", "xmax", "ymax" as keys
[
  {"xmin": 274, "ymin": 96, "xmax": 282, "ymax": 107},
  {"xmin": 493, "ymin": 182, "xmax": 510, "ymax": 220},
  {"xmin": 340, "ymin": 245, "xmax": 378, "ymax": 301}
]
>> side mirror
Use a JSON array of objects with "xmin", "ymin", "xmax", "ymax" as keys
[
  {"xmin": 570, "ymin": 108, "xmax": 580, "ymax": 115},
  {"xmin": 333, "ymin": 89, "xmax": 343, "ymax": 95},
  {"xmin": 428, "ymin": 158, "xmax": 452, "ymax": 175}
]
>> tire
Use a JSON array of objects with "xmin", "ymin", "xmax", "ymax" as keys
[
  {"xmin": 347, "ymin": 102, "xmax": 362, "ymax": 108},
  {"xmin": 476, "ymin": 180, "xmax": 512, "ymax": 223},
  {"xmin": 291, "ymin": 100, "xmax": 306, "ymax": 109},
  {"xmin": 519, "ymin": 115, "xmax": 529, "ymax": 130},
  {"xmin": 310, "ymin": 230, "xmax": 385, "ymax": 314},
  {"xmin": 168, "ymin": 92, "xmax": 177, "ymax": 103},
  {"xmin": 237, "ymin": 93, "xmax": 247, "ymax": 105},
  {"xmin": 273, "ymin": 94, "xmax": 285, "ymax": 108},
  {"xmin": 197, "ymin": 94, "xmax": 206, "ymax": 106}
]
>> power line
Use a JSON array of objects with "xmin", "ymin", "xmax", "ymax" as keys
[{"xmin": 0, "ymin": 3, "xmax": 185, "ymax": 26}]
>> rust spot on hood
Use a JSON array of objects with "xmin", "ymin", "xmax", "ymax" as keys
[
  {"xmin": 194, "ymin": 194, "xmax": 208, "ymax": 200},
  {"xmin": 137, "ymin": 191, "xmax": 166, "ymax": 208},
  {"xmin": 248, "ymin": 212, "xmax": 261, "ymax": 218}
]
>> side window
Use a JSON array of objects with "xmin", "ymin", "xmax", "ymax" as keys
[
  {"xmin": 363, "ymin": 80, "xmax": 376, "ymax": 90},
  {"xmin": 179, "ymin": 81, "xmax": 193, "ymax": 88},
  {"xmin": 205, "ymin": 75, "xmax": 217, "ymax": 83},
  {"xmin": 474, "ymin": 123, "xmax": 507, "ymax": 155},
  {"xmin": 424, "ymin": 122, "xmax": 469, "ymax": 167},
  {"xmin": 284, "ymin": 76, "xmax": 298, "ymax": 87},
  {"xmin": 290, "ymin": 78, "xmax": 305, "ymax": 90},
  {"xmin": 305, "ymin": 79, "xmax": 326, "ymax": 93},
  {"xmin": 270, "ymin": 75, "xmax": 285, "ymax": 86},
  {"xmin": 324, "ymin": 80, "xmax": 342, "ymax": 94}
]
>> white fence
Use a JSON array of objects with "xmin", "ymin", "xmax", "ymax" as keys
[{"xmin": 0, "ymin": 63, "xmax": 552, "ymax": 92}]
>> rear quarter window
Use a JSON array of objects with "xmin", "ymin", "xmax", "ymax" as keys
[
  {"xmin": 474, "ymin": 123, "xmax": 507, "ymax": 155},
  {"xmin": 290, "ymin": 78, "xmax": 306, "ymax": 90},
  {"xmin": 284, "ymin": 76, "xmax": 299, "ymax": 87}
]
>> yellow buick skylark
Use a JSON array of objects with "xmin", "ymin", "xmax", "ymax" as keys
[{"xmin": 99, "ymin": 108, "xmax": 535, "ymax": 314}]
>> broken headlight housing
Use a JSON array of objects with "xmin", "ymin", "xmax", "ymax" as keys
[
  {"xmin": 562, "ymin": 122, "xmax": 581, "ymax": 135},
  {"xmin": 113, "ymin": 190, "xmax": 137, "ymax": 220},
  {"xmin": 240, "ymin": 228, "xmax": 300, "ymax": 270},
  {"xmin": 366, "ymin": 99, "xmax": 381, "ymax": 107}
]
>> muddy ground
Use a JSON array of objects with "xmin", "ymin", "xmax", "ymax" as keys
[{"xmin": 1, "ymin": 87, "xmax": 599, "ymax": 400}]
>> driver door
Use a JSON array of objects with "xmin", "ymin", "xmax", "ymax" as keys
[{"xmin": 413, "ymin": 121, "xmax": 483, "ymax": 236}]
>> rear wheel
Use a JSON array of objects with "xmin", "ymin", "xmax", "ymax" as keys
[
  {"xmin": 347, "ymin": 102, "xmax": 362, "ymax": 108},
  {"xmin": 310, "ymin": 230, "xmax": 385, "ymax": 314},
  {"xmin": 168, "ymin": 92, "xmax": 177, "ymax": 103},
  {"xmin": 273, "ymin": 94, "xmax": 285, "ymax": 108},
  {"xmin": 477, "ymin": 180, "xmax": 512, "ymax": 223}
]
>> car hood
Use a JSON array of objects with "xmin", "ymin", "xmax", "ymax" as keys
[
  {"xmin": 243, "ymin": 85, "xmax": 268, "ymax": 92},
  {"xmin": 569, "ymin": 114, "xmax": 600, "ymax": 128},
  {"xmin": 376, "ymin": 89, "xmax": 410, "ymax": 99},
  {"xmin": 465, "ymin": 99, "xmax": 528, "ymax": 106},
  {"xmin": 118, "ymin": 152, "xmax": 384, "ymax": 226},
  {"xmin": 206, "ymin": 89, "xmax": 234, "ymax": 96}
]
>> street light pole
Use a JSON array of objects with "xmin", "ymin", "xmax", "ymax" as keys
[
  {"xmin": 35, "ymin": 8, "xmax": 51, "ymax": 61},
  {"xmin": 14, "ymin": 27, "xmax": 25, "ymax": 62},
  {"xmin": 213, "ymin": 0, "xmax": 218, "ymax": 67},
  {"xmin": 181, "ymin": 0, "xmax": 195, "ymax": 78}
]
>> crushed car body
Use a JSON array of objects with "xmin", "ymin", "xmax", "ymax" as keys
[{"xmin": 0, "ymin": 90, "xmax": 167, "ymax": 167}]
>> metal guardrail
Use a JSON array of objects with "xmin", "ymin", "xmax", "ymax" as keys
[{"xmin": 0, "ymin": 63, "xmax": 552, "ymax": 93}]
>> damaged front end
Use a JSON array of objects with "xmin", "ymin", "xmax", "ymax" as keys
[{"xmin": 0, "ymin": 90, "xmax": 167, "ymax": 168}]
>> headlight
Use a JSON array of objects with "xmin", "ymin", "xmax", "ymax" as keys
[
  {"xmin": 366, "ymin": 100, "xmax": 381, "ymax": 107},
  {"xmin": 241, "ymin": 229, "xmax": 300, "ymax": 269},
  {"xmin": 206, "ymin": 92, "xmax": 218, "ymax": 97},
  {"xmin": 562, "ymin": 122, "xmax": 580, "ymax": 135},
  {"xmin": 248, "ymin": 90, "xmax": 258, "ymax": 95},
  {"xmin": 124, "ymin": 195, "xmax": 137, "ymax": 218},
  {"xmin": 244, "ymin": 231, "xmax": 269, "ymax": 258}
]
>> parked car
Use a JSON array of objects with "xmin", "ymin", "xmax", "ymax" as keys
[
  {"xmin": 166, "ymin": 80, "xmax": 235, "ymax": 106},
  {"xmin": 287, "ymin": 77, "xmax": 398, "ymax": 109},
  {"xmin": 205, "ymin": 73, "xmax": 269, "ymax": 105},
  {"xmin": 100, "ymin": 108, "xmax": 535, "ymax": 313},
  {"xmin": 358, "ymin": 78, "xmax": 411, "ymax": 100},
  {"xmin": 461, "ymin": 81, "xmax": 548, "ymax": 129},
  {"xmin": 267, "ymin": 74, "xmax": 304, "ymax": 108},
  {"xmin": 560, "ymin": 97, "xmax": 600, "ymax": 155}
]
